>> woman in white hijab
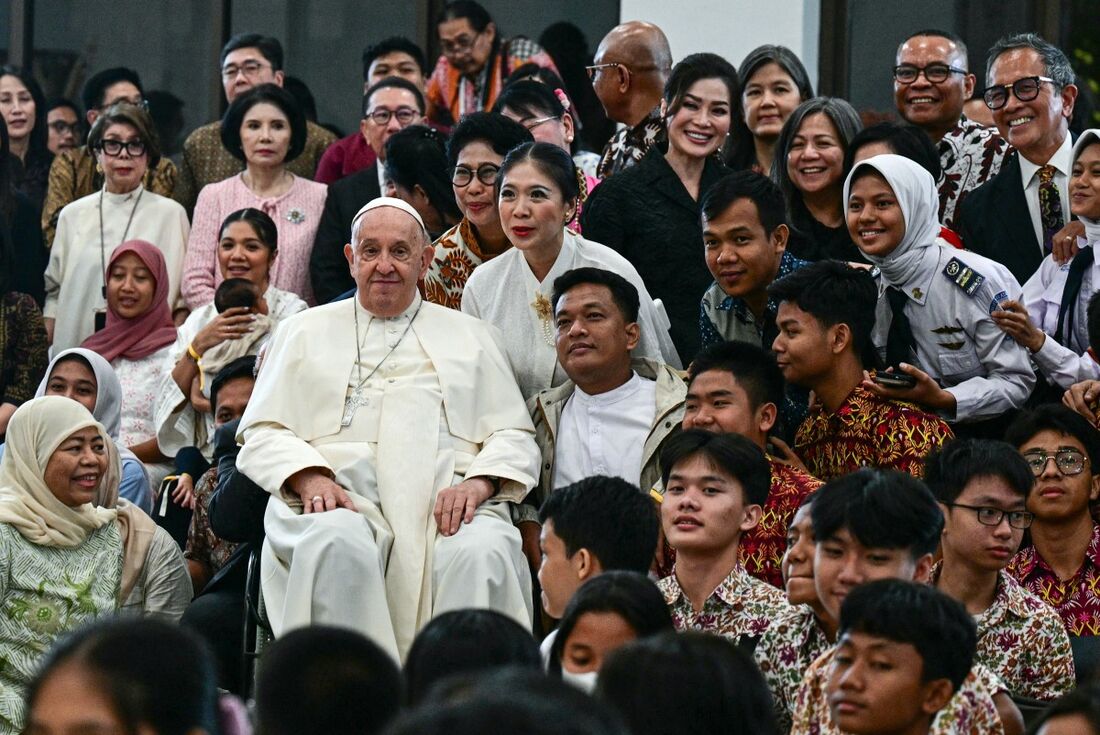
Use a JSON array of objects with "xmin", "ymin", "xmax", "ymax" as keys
[
  {"xmin": 845, "ymin": 153, "xmax": 1035, "ymax": 423},
  {"xmin": 0, "ymin": 397, "xmax": 190, "ymax": 732},
  {"xmin": 33, "ymin": 348, "xmax": 154, "ymax": 512},
  {"xmin": 994, "ymin": 129, "xmax": 1100, "ymax": 390}
]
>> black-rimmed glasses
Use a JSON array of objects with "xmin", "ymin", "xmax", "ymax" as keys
[
  {"xmin": 96, "ymin": 138, "xmax": 146, "ymax": 157},
  {"xmin": 365, "ymin": 107, "xmax": 419, "ymax": 125},
  {"xmin": 946, "ymin": 503, "xmax": 1034, "ymax": 529},
  {"xmin": 983, "ymin": 76, "xmax": 1058, "ymax": 110},
  {"xmin": 893, "ymin": 63, "xmax": 968, "ymax": 84},
  {"xmin": 1022, "ymin": 448, "xmax": 1088, "ymax": 477},
  {"xmin": 452, "ymin": 163, "xmax": 500, "ymax": 187},
  {"xmin": 222, "ymin": 60, "xmax": 271, "ymax": 80}
]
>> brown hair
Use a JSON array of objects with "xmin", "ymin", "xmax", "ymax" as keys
[{"xmin": 87, "ymin": 102, "xmax": 161, "ymax": 169}]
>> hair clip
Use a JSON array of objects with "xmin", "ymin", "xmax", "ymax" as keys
[{"xmin": 554, "ymin": 88, "xmax": 571, "ymax": 112}]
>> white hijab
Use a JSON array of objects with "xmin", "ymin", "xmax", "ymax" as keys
[
  {"xmin": 1073, "ymin": 129, "xmax": 1100, "ymax": 245},
  {"xmin": 35, "ymin": 348, "xmax": 124, "ymax": 439},
  {"xmin": 842, "ymin": 154, "xmax": 941, "ymax": 286}
]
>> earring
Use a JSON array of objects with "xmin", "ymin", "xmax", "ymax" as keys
[{"xmin": 95, "ymin": 162, "xmax": 103, "ymax": 174}]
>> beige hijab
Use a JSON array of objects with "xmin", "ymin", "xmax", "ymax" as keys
[{"xmin": 0, "ymin": 396, "xmax": 153, "ymax": 600}]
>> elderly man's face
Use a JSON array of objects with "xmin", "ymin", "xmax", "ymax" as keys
[
  {"xmin": 988, "ymin": 47, "xmax": 1075, "ymax": 160},
  {"xmin": 894, "ymin": 35, "xmax": 973, "ymax": 135},
  {"xmin": 438, "ymin": 17, "xmax": 495, "ymax": 76},
  {"xmin": 344, "ymin": 207, "xmax": 433, "ymax": 317}
]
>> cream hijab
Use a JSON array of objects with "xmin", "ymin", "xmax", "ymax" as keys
[
  {"xmin": 843, "ymin": 153, "xmax": 942, "ymax": 286},
  {"xmin": 1073, "ymin": 129, "xmax": 1100, "ymax": 244}
]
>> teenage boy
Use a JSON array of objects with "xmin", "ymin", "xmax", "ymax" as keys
[
  {"xmin": 1006, "ymin": 405, "xmax": 1100, "ymax": 641},
  {"xmin": 682, "ymin": 341, "xmax": 820, "ymax": 587},
  {"xmin": 826, "ymin": 579, "xmax": 978, "ymax": 735},
  {"xmin": 790, "ymin": 469, "xmax": 1017, "ymax": 735},
  {"xmin": 771, "ymin": 260, "xmax": 953, "ymax": 480},
  {"xmin": 656, "ymin": 430, "xmax": 790, "ymax": 646},
  {"xmin": 925, "ymin": 438, "xmax": 1075, "ymax": 701}
]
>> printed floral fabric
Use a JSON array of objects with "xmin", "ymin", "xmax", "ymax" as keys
[
  {"xmin": 740, "ymin": 459, "xmax": 821, "ymax": 588},
  {"xmin": 937, "ymin": 116, "xmax": 1010, "ymax": 230},
  {"xmin": 1038, "ymin": 164, "xmax": 1065, "ymax": 255},
  {"xmin": 184, "ymin": 465, "xmax": 238, "ymax": 578},
  {"xmin": 791, "ymin": 647, "xmax": 1005, "ymax": 735},
  {"xmin": 0, "ymin": 294, "xmax": 48, "ymax": 410},
  {"xmin": 1007, "ymin": 522, "xmax": 1100, "ymax": 636},
  {"xmin": 659, "ymin": 564, "xmax": 790, "ymax": 644},
  {"xmin": 755, "ymin": 604, "xmax": 832, "ymax": 733},
  {"xmin": 423, "ymin": 219, "xmax": 504, "ymax": 310},
  {"xmin": 930, "ymin": 564, "xmax": 1074, "ymax": 701},
  {"xmin": 795, "ymin": 385, "xmax": 954, "ymax": 481},
  {"xmin": 596, "ymin": 106, "xmax": 667, "ymax": 179}
]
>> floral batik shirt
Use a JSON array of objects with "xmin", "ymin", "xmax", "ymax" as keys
[
  {"xmin": 791, "ymin": 648, "xmax": 1006, "ymax": 735},
  {"xmin": 423, "ymin": 219, "xmax": 503, "ymax": 310},
  {"xmin": 795, "ymin": 385, "xmax": 954, "ymax": 481},
  {"xmin": 931, "ymin": 564, "xmax": 1074, "ymax": 701},
  {"xmin": 937, "ymin": 116, "xmax": 1010, "ymax": 230},
  {"xmin": 184, "ymin": 465, "xmax": 239, "ymax": 580},
  {"xmin": 596, "ymin": 106, "xmax": 668, "ymax": 179},
  {"xmin": 755, "ymin": 605, "xmax": 832, "ymax": 733},
  {"xmin": 659, "ymin": 564, "xmax": 790, "ymax": 645},
  {"xmin": 1006, "ymin": 522, "xmax": 1100, "ymax": 637},
  {"xmin": 740, "ymin": 459, "xmax": 821, "ymax": 589}
]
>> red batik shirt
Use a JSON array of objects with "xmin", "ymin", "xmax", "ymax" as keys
[
  {"xmin": 795, "ymin": 385, "xmax": 954, "ymax": 482},
  {"xmin": 1006, "ymin": 522, "xmax": 1100, "ymax": 636},
  {"xmin": 739, "ymin": 459, "xmax": 821, "ymax": 588}
]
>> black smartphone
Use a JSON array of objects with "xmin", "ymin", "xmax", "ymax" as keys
[
  {"xmin": 93, "ymin": 309, "xmax": 107, "ymax": 332},
  {"xmin": 873, "ymin": 372, "xmax": 917, "ymax": 389}
]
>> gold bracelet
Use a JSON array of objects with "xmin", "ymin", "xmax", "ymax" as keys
[{"xmin": 186, "ymin": 343, "xmax": 202, "ymax": 361}]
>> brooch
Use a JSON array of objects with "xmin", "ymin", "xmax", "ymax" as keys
[{"xmin": 286, "ymin": 208, "xmax": 306, "ymax": 224}]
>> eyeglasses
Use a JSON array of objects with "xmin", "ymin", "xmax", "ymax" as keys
[
  {"xmin": 585, "ymin": 62, "xmax": 623, "ymax": 81},
  {"xmin": 440, "ymin": 30, "xmax": 483, "ymax": 56},
  {"xmin": 48, "ymin": 120, "xmax": 81, "ymax": 136},
  {"xmin": 222, "ymin": 60, "xmax": 271, "ymax": 80},
  {"xmin": 452, "ymin": 163, "xmax": 500, "ymax": 187},
  {"xmin": 520, "ymin": 114, "xmax": 559, "ymax": 131},
  {"xmin": 946, "ymin": 503, "xmax": 1035, "ymax": 530},
  {"xmin": 96, "ymin": 138, "xmax": 146, "ymax": 157},
  {"xmin": 983, "ymin": 76, "xmax": 1058, "ymax": 110},
  {"xmin": 893, "ymin": 63, "xmax": 968, "ymax": 84},
  {"xmin": 1022, "ymin": 448, "xmax": 1088, "ymax": 477},
  {"xmin": 365, "ymin": 107, "xmax": 419, "ymax": 126}
]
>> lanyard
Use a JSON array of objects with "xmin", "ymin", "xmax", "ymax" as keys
[{"xmin": 98, "ymin": 186, "xmax": 145, "ymax": 298}]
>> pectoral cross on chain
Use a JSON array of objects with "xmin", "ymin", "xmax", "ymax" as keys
[{"xmin": 341, "ymin": 388, "xmax": 370, "ymax": 427}]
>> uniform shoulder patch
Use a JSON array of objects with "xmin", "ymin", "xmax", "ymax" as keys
[{"xmin": 942, "ymin": 257, "xmax": 985, "ymax": 296}]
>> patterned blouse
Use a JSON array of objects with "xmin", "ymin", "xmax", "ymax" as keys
[
  {"xmin": 795, "ymin": 384, "xmax": 954, "ymax": 481},
  {"xmin": 930, "ymin": 564, "xmax": 1074, "ymax": 701},
  {"xmin": 596, "ymin": 106, "xmax": 668, "ymax": 180},
  {"xmin": 423, "ymin": 219, "xmax": 508, "ymax": 310},
  {"xmin": 740, "ymin": 459, "xmax": 821, "ymax": 588},
  {"xmin": 659, "ymin": 564, "xmax": 791, "ymax": 645},
  {"xmin": 754, "ymin": 604, "xmax": 832, "ymax": 733},
  {"xmin": 791, "ymin": 648, "xmax": 1005, "ymax": 735},
  {"xmin": 0, "ymin": 294, "xmax": 48, "ymax": 412},
  {"xmin": 699, "ymin": 250, "xmax": 811, "ymax": 349},
  {"xmin": 1006, "ymin": 522, "xmax": 1100, "ymax": 636},
  {"xmin": 184, "ymin": 464, "xmax": 239, "ymax": 580},
  {"xmin": 937, "ymin": 116, "xmax": 1011, "ymax": 231}
]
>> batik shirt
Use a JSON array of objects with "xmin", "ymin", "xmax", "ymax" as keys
[
  {"xmin": 700, "ymin": 251, "xmax": 811, "ymax": 349},
  {"xmin": 423, "ymin": 219, "xmax": 506, "ymax": 310},
  {"xmin": 791, "ymin": 648, "xmax": 1005, "ymax": 735},
  {"xmin": 596, "ymin": 106, "xmax": 668, "ymax": 179},
  {"xmin": 184, "ymin": 465, "xmax": 239, "ymax": 580},
  {"xmin": 795, "ymin": 385, "xmax": 954, "ymax": 481},
  {"xmin": 938, "ymin": 116, "xmax": 1010, "ymax": 230},
  {"xmin": 740, "ymin": 459, "xmax": 821, "ymax": 588},
  {"xmin": 1006, "ymin": 522, "xmax": 1100, "ymax": 636},
  {"xmin": 659, "ymin": 564, "xmax": 790, "ymax": 645},
  {"xmin": 930, "ymin": 563, "xmax": 1074, "ymax": 701},
  {"xmin": 755, "ymin": 605, "xmax": 832, "ymax": 733}
]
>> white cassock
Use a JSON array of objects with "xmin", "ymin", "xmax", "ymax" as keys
[{"xmin": 236, "ymin": 293, "xmax": 539, "ymax": 660}]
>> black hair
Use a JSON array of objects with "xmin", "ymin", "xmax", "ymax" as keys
[
  {"xmin": 362, "ymin": 76, "xmax": 427, "ymax": 119},
  {"xmin": 687, "ymin": 340, "xmax": 784, "ymax": 411},
  {"xmin": 436, "ymin": 0, "xmax": 493, "ymax": 31},
  {"xmin": 839, "ymin": 579, "xmax": 976, "ymax": 691},
  {"xmin": 1006, "ymin": 404, "xmax": 1100, "ymax": 475},
  {"xmin": 362, "ymin": 36, "xmax": 428, "ymax": 80},
  {"xmin": 209, "ymin": 354, "xmax": 258, "ymax": 415},
  {"xmin": 220, "ymin": 207, "xmax": 279, "ymax": 254},
  {"xmin": 47, "ymin": 96, "xmax": 81, "ymax": 118},
  {"xmin": 1088, "ymin": 291, "xmax": 1100, "ymax": 355},
  {"xmin": 659, "ymin": 429, "xmax": 771, "ymax": 507},
  {"xmin": 550, "ymin": 267, "xmax": 640, "ymax": 323},
  {"xmin": 256, "ymin": 625, "xmax": 401, "ymax": 735},
  {"xmin": 0, "ymin": 66, "xmax": 50, "ymax": 168},
  {"xmin": 0, "ymin": 116, "xmax": 13, "ymax": 230},
  {"xmin": 664, "ymin": 52, "xmax": 740, "ymax": 118},
  {"xmin": 24, "ymin": 618, "xmax": 220, "ymax": 735},
  {"xmin": 282, "ymin": 76, "xmax": 317, "ymax": 122},
  {"xmin": 727, "ymin": 45, "xmax": 815, "ymax": 171},
  {"xmin": 768, "ymin": 260, "xmax": 880, "ymax": 369},
  {"xmin": 1026, "ymin": 684, "xmax": 1100, "ymax": 735},
  {"xmin": 214, "ymin": 277, "xmax": 260, "ymax": 313},
  {"xmin": 899, "ymin": 29, "xmax": 969, "ymax": 62},
  {"xmin": 502, "ymin": 64, "xmax": 568, "ymax": 92},
  {"xmin": 538, "ymin": 475, "xmax": 658, "ymax": 574},
  {"xmin": 81, "ymin": 67, "xmax": 144, "ymax": 112},
  {"xmin": 923, "ymin": 438, "xmax": 1034, "ymax": 504},
  {"xmin": 221, "ymin": 83, "xmax": 307, "ymax": 164},
  {"xmin": 597, "ymin": 631, "xmax": 778, "ymax": 735},
  {"xmin": 383, "ymin": 125, "xmax": 462, "ymax": 226},
  {"xmin": 700, "ymin": 169, "xmax": 787, "ymax": 236},
  {"xmin": 445, "ymin": 111, "xmax": 533, "ymax": 168},
  {"xmin": 404, "ymin": 610, "xmax": 541, "ymax": 706},
  {"xmin": 844, "ymin": 121, "xmax": 942, "ymax": 181},
  {"xmin": 811, "ymin": 468, "xmax": 944, "ymax": 558},
  {"xmin": 220, "ymin": 33, "xmax": 285, "ymax": 71},
  {"xmin": 548, "ymin": 571, "xmax": 673, "ymax": 676},
  {"xmin": 493, "ymin": 78, "xmax": 568, "ymax": 120},
  {"xmin": 499, "ymin": 140, "xmax": 580, "ymax": 202}
]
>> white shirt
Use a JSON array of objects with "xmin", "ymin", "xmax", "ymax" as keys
[
  {"xmin": 1022, "ymin": 244, "xmax": 1100, "ymax": 354},
  {"xmin": 1018, "ymin": 133, "xmax": 1073, "ymax": 252},
  {"xmin": 551, "ymin": 372, "xmax": 656, "ymax": 490}
]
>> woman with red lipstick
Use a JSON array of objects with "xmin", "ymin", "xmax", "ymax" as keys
[
  {"xmin": 44, "ymin": 104, "xmax": 189, "ymax": 353},
  {"xmin": 183, "ymin": 84, "xmax": 327, "ymax": 308},
  {"xmin": 462, "ymin": 141, "xmax": 678, "ymax": 399},
  {"xmin": 0, "ymin": 66, "xmax": 51, "ymax": 209}
]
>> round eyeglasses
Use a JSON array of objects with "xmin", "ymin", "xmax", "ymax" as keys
[
  {"xmin": 452, "ymin": 163, "xmax": 500, "ymax": 187},
  {"xmin": 983, "ymin": 76, "xmax": 1057, "ymax": 110}
]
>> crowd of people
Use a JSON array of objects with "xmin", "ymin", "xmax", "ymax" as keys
[{"xmin": 5, "ymin": 2, "xmax": 1100, "ymax": 733}]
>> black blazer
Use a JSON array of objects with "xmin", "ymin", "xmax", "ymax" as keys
[
  {"xmin": 309, "ymin": 164, "xmax": 382, "ymax": 304},
  {"xmin": 957, "ymin": 150, "xmax": 1070, "ymax": 285}
]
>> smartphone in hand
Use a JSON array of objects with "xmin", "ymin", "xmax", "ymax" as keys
[{"xmin": 873, "ymin": 371, "xmax": 917, "ymax": 389}]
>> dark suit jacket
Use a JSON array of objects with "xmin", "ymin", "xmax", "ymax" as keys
[
  {"xmin": 957, "ymin": 149, "xmax": 1073, "ymax": 285},
  {"xmin": 309, "ymin": 163, "xmax": 382, "ymax": 303}
]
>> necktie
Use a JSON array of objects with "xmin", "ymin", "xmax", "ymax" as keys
[
  {"xmin": 1038, "ymin": 164, "xmax": 1065, "ymax": 255},
  {"xmin": 886, "ymin": 287, "xmax": 917, "ymax": 369},
  {"xmin": 1055, "ymin": 246, "xmax": 1096, "ymax": 347}
]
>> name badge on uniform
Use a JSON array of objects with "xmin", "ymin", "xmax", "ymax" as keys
[{"xmin": 943, "ymin": 257, "xmax": 985, "ymax": 296}]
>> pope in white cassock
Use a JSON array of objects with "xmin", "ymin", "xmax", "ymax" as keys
[{"xmin": 236, "ymin": 197, "xmax": 539, "ymax": 661}]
